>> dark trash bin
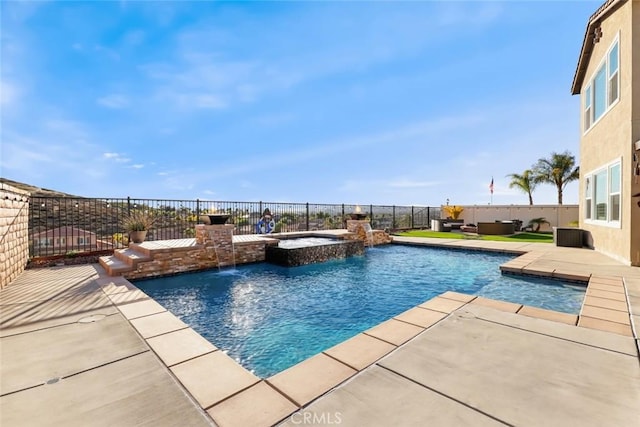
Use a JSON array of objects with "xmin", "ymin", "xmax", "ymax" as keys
[{"xmin": 553, "ymin": 227, "xmax": 583, "ymax": 247}]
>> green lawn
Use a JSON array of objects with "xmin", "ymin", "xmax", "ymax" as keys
[{"xmin": 395, "ymin": 230, "xmax": 554, "ymax": 243}]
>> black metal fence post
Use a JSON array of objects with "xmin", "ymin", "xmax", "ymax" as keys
[
  {"xmin": 370, "ymin": 204, "xmax": 373, "ymax": 226},
  {"xmin": 127, "ymin": 196, "xmax": 131, "ymax": 215},
  {"xmin": 392, "ymin": 205, "xmax": 396, "ymax": 229},
  {"xmin": 411, "ymin": 206, "xmax": 414, "ymax": 229},
  {"xmin": 306, "ymin": 203, "xmax": 310, "ymax": 231}
]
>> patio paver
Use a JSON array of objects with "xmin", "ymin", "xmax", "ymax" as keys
[
  {"xmin": 418, "ymin": 296, "xmax": 467, "ymax": 313},
  {"xmin": 323, "ymin": 333, "xmax": 395, "ymax": 371},
  {"xmin": 363, "ymin": 318, "xmax": 424, "ymax": 346},
  {"xmin": 129, "ymin": 310, "xmax": 189, "ymax": 338},
  {"xmin": 280, "ymin": 365, "xmax": 505, "ymax": 427},
  {"xmin": 580, "ymin": 305, "xmax": 630, "ymax": 325},
  {"xmin": 207, "ymin": 381, "xmax": 297, "ymax": 427},
  {"xmin": 0, "ymin": 352, "xmax": 212, "ymax": 427},
  {"xmin": 1, "ymin": 312, "xmax": 147, "ymax": 396},
  {"xmin": 378, "ymin": 310, "xmax": 640, "ymax": 427},
  {"xmin": 267, "ymin": 353, "xmax": 356, "ymax": 407},
  {"xmin": 393, "ymin": 307, "xmax": 448, "ymax": 327},
  {"xmin": 147, "ymin": 327, "xmax": 217, "ymax": 366},
  {"xmin": 170, "ymin": 351, "xmax": 260, "ymax": 409},
  {"xmin": 578, "ymin": 316, "xmax": 633, "ymax": 336},
  {"xmin": 517, "ymin": 305, "xmax": 577, "ymax": 325}
]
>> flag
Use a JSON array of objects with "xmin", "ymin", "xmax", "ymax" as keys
[{"xmin": 489, "ymin": 177, "xmax": 494, "ymax": 194}]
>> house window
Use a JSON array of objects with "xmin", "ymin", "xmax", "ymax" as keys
[
  {"xmin": 593, "ymin": 65, "xmax": 607, "ymax": 122},
  {"xmin": 608, "ymin": 42, "xmax": 619, "ymax": 105},
  {"xmin": 583, "ymin": 38, "xmax": 619, "ymax": 131},
  {"xmin": 584, "ymin": 161, "xmax": 621, "ymax": 224},
  {"xmin": 77, "ymin": 237, "xmax": 85, "ymax": 245},
  {"xmin": 594, "ymin": 170, "xmax": 607, "ymax": 220}
]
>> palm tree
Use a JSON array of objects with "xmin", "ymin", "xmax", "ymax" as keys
[
  {"xmin": 507, "ymin": 170, "xmax": 537, "ymax": 205},
  {"xmin": 533, "ymin": 151, "xmax": 580, "ymax": 205}
]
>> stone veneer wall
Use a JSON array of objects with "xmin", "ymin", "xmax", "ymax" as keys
[
  {"xmin": 1, "ymin": 183, "xmax": 30, "ymax": 289},
  {"xmin": 124, "ymin": 241, "xmax": 268, "ymax": 280},
  {"xmin": 195, "ymin": 224, "xmax": 236, "ymax": 267},
  {"xmin": 266, "ymin": 240, "xmax": 364, "ymax": 267}
]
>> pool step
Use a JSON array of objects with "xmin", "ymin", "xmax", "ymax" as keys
[
  {"xmin": 98, "ymin": 256, "xmax": 132, "ymax": 276},
  {"xmin": 114, "ymin": 247, "xmax": 152, "ymax": 268},
  {"xmin": 99, "ymin": 246, "xmax": 152, "ymax": 276}
]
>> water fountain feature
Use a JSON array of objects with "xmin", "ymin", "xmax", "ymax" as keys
[
  {"xmin": 196, "ymin": 214, "xmax": 236, "ymax": 268},
  {"xmin": 362, "ymin": 222, "xmax": 375, "ymax": 247}
]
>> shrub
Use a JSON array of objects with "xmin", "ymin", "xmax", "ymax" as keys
[
  {"xmin": 443, "ymin": 205, "xmax": 464, "ymax": 220},
  {"xmin": 121, "ymin": 210, "xmax": 157, "ymax": 232}
]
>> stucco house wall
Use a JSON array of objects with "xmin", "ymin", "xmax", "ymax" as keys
[{"xmin": 575, "ymin": 0, "xmax": 639, "ymax": 265}]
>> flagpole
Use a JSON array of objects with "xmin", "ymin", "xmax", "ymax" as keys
[{"xmin": 489, "ymin": 176, "xmax": 494, "ymax": 205}]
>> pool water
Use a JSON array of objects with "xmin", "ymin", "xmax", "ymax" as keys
[{"xmin": 135, "ymin": 245, "xmax": 585, "ymax": 378}]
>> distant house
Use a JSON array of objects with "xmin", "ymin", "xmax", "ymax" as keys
[
  {"xmin": 571, "ymin": 0, "xmax": 640, "ymax": 265},
  {"xmin": 31, "ymin": 226, "xmax": 103, "ymax": 254}
]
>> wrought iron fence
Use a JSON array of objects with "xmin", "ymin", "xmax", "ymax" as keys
[{"xmin": 28, "ymin": 197, "xmax": 441, "ymax": 257}]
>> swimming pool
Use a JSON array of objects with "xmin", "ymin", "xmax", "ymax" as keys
[{"xmin": 135, "ymin": 245, "xmax": 585, "ymax": 378}]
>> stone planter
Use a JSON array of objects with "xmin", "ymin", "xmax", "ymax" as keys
[
  {"xmin": 129, "ymin": 230, "xmax": 147, "ymax": 244},
  {"xmin": 200, "ymin": 214, "xmax": 231, "ymax": 225}
]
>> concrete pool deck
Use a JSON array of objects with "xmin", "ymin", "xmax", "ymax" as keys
[{"xmin": 1, "ymin": 237, "xmax": 639, "ymax": 426}]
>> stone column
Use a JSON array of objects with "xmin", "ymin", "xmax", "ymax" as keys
[
  {"xmin": 195, "ymin": 224, "xmax": 235, "ymax": 267},
  {"xmin": 346, "ymin": 219, "xmax": 372, "ymax": 243}
]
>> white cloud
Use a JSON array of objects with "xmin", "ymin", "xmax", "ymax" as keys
[
  {"xmin": 97, "ymin": 94, "xmax": 130, "ymax": 109},
  {"xmin": 103, "ymin": 152, "xmax": 131, "ymax": 163},
  {"xmin": 130, "ymin": 164, "xmax": 144, "ymax": 169}
]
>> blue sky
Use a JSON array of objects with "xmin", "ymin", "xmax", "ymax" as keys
[{"xmin": 2, "ymin": 0, "xmax": 598, "ymax": 206}]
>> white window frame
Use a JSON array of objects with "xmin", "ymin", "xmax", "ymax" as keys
[
  {"xmin": 583, "ymin": 35, "xmax": 620, "ymax": 133},
  {"xmin": 584, "ymin": 176, "xmax": 592, "ymax": 220},
  {"xmin": 584, "ymin": 158, "xmax": 622, "ymax": 227},
  {"xmin": 607, "ymin": 42, "xmax": 619, "ymax": 106},
  {"xmin": 609, "ymin": 163, "xmax": 621, "ymax": 222}
]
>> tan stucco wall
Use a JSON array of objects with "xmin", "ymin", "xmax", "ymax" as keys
[
  {"xmin": 630, "ymin": 1, "xmax": 640, "ymax": 265},
  {"xmin": 448, "ymin": 205, "xmax": 578, "ymax": 233},
  {"xmin": 578, "ymin": 0, "xmax": 639, "ymax": 265}
]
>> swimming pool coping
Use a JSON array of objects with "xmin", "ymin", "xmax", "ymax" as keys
[{"xmin": 99, "ymin": 240, "xmax": 636, "ymax": 426}]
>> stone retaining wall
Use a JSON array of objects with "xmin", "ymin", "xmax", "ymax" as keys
[
  {"xmin": 1, "ymin": 183, "xmax": 30, "ymax": 289},
  {"xmin": 124, "ymin": 241, "xmax": 269, "ymax": 280}
]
